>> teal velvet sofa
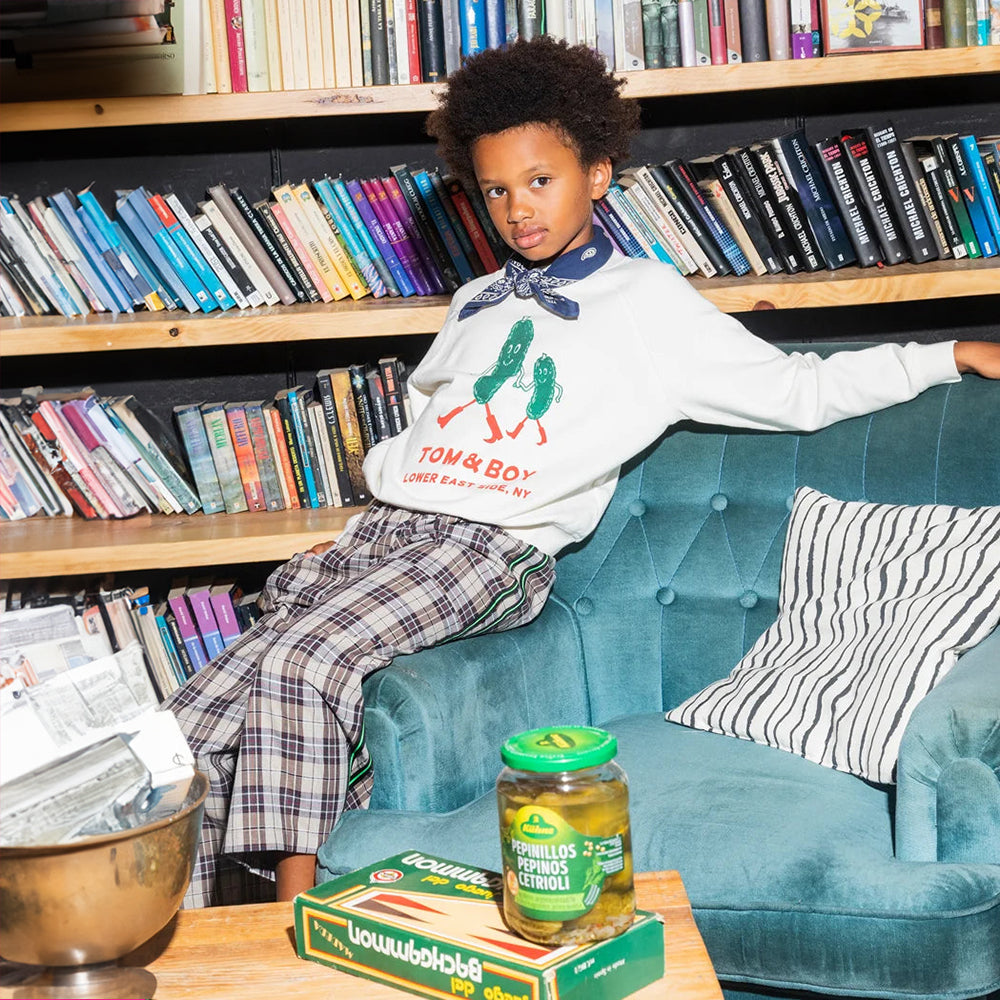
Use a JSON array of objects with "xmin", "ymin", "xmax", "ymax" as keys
[{"xmin": 317, "ymin": 343, "xmax": 1000, "ymax": 1000}]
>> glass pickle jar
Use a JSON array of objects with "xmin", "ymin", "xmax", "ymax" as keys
[{"xmin": 497, "ymin": 726, "xmax": 635, "ymax": 946}]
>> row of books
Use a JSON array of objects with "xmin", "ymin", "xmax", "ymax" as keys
[
  {"xmin": 2, "ymin": 574, "xmax": 260, "ymax": 702},
  {"xmin": 595, "ymin": 126, "xmax": 1000, "ymax": 278},
  {"xmin": 0, "ymin": 165, "xmax": 508, "ymax": 319},
  {"xmin": 0, "ymin": 354, "xmax": 411, "ymax": 521}
]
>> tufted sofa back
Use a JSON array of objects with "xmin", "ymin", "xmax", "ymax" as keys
[{"xmin": 547, "ymin": 345, "xmax": 1000, "ymax": 727}]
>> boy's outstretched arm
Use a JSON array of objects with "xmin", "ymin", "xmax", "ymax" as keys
[{"xmin": 954, "ymin": 341, "xmax": 1000, "ymax": 379}]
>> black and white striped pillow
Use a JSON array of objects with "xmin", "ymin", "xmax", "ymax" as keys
[{"xmin": 666, "ymin": 487, "xmax": 1000, "ymax": 785}]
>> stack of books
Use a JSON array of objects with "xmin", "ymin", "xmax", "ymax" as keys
[
  {"xmin": 597, "ymin": 126, "xmax": 1000, "ymax": 276},
  {"xmin": 0, "ymin": 167, "xmax": 507, "ymax": 319},
  {"xmin": 0, "ymin": 356, "xmax": 411, "ymax": 522}
]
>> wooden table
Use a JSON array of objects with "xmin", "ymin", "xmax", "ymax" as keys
[{"xmin": 1, "ymin": 870, "xmax": 722, "ymax": 1000}]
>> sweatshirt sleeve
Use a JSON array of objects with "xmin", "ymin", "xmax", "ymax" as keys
[{"xmin": 640, "ymin": 269, "xmax": 961, "ymax": 433}]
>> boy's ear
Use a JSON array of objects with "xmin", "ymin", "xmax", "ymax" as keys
[{"xmin": 589, "ymin": 158, "xmax": 613, "ymax": 199}]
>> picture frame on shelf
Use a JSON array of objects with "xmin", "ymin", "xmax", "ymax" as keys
[{"xmin": 821, "ymin": 0, "xmax": 925, "ymax": 53}]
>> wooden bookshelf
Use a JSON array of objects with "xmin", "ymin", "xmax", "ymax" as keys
[
  {"xmin": 0, "ymin": 506, "xmax": 364, "ymax": 577},
  {"xmin": 2, "ymin": 259, "xmax": 996, "ymax": 358},
  {"xmin": 2, "ymin": 48, "xmax": 997, "ymax": 133}
]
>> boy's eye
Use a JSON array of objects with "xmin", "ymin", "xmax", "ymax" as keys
[
  {"xmin": 530, "ymin": 176, "xmax": 551, "ymax": 188},
  {"xmin": 485, "ymin": 186, "xmax": 505, "ymax": 199}
]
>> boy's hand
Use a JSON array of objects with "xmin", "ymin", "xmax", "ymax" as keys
[
  {"xmin": 954, "ymin": 341, "xmax": 1000, "ymax": 379},
  {"xmin": 307, "ymin": 540, "xmax": 336, "ymax": 557}
]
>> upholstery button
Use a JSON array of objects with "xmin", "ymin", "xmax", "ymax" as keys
[
  {"xmin": 628, "ymin": 499, "xmax": 647, "ymax": 517},
  {"xmin": 740, "ymin": 591, "xmax": 759, "ymax": 609},
  {"xmin": 575, "ymin": 598, "xmax": 594, "ymax": 616},
  {"xmin": 710, "ymin": 493, "xmax": 728, "ymax": 511},
  {"xmin": 656, "ymin": 587, "xmax": 676, "ymax": 606}
]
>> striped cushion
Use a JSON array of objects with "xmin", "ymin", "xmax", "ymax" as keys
[{"xmin": 665, "ymin": 487, "xmax": 1000, "ymax": 784}]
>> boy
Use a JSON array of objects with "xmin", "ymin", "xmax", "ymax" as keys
[{"xmin": 167, "ymin": 36, "xmax": 1000, "ymax": 908}]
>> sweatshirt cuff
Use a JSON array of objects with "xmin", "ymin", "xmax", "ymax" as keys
[{"xmin": 907, "ymin": 340, "xmax": 962, "ymax": 391}]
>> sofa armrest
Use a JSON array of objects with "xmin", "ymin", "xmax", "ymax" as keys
[
  {"xmin": 895, "ymin": 624, "xmax": 1000, "ymax": 863},
  {"xmin": 361, "ymin": 598, "xmax": 589, "ymax": 814}
]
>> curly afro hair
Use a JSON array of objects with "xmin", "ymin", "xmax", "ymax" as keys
[{"xmin": 426, "ymin": 36, "xmax": 640, "ymax": 186}]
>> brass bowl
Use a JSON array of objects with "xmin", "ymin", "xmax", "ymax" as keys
[{"xmin": 0, "ymin": 770, "xmax": 207, "ymax": 968}]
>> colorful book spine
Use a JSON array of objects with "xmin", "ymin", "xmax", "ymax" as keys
[
  {"xmin": 361, "ymin": 177, "xmax": 434, "ymax": 296},
  {"xmin": 264, "ymin": 401, "xmax": 301, "ymax": 509},
  {"xmin": 285, "ymin": 387, "xmax": 320, "ymax": 507},
  {"xmin": 268, "ymin": 197, "xmax": 334, "ymax": 303},
  {"xmin": 254, "ymin": 198, "xmax": 320, "ymax": 302},
  {"xmin": 186, "ymin": 585, "xmax": 226, "ymax": 660},
  {"xmin": 314, "ymin": 176, "xmax": 387, "ymax": 298},
  {"xmin": 291, "ymin": 182, "xmax": 369, "ymax": 300},
  {"xmin": 383, "ymin": 174, "xmax": 448, "ymax": 293},
  {"xmin": 173, "ymin": 402, "xmax": 226, "ymax": 514},
  {"xmin": 272, "ymin": 183, "xmax": 349, "ymax": 301},
  {"xmin": 167, "ymin": 590, "xmax": 210, "ymax": 671},
  {"xmin": 210, "ymin": 584, "xmax": 244, "ymax": 648},
  {"xmin": 388, "ymin": 164, "xmax": 460, "ymax": 291},
  {"xmin": 444, "ymin": 176, "xmax": 500, "ymax": 271},
  {"xmin": 201, "ymin": 402, "xmax": 249, "ymax": 514},
  {"xmin": 244, "ymin": 399, "xmax": 285, "ymax": 511},
  {"xmin": 959, "ymin": 134, "xmax": 1000, "ymax": 251},
  {"xmin": 331, "ymin": 175, "xmax": 400, "ymax": 296},
  {"xmin": 594, "ymin": 197, "xmax": 648, "ymax": 258},
  {"xmin": 345, "ymin": 177, "xmax": 415, "ymax": 297},
  {"xmin": 272, "ymin": 392, "xmax": 309, "ymax": 508}
]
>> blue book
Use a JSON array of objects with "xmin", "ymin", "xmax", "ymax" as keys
[
  {"xmin": 945, "ymin": 136, "xmax": 997, "ymax": 257},
  {"xmin": 76, "ymin": 202, "xmax": 145, "ymax": 308},
  {"xmin": 314, "ymin": 176, "xmax": 387, "ymax": 297},
  {"xmin": 148, "ymin": 191, "xmax": 234, "ymax": 311},
  {"xmin": 606, "ymin": 184, "xmax": 678, "ymax": 268},
  {"xmin": 110, "ymin": 214, "xmax": 177, "ymax": 309},
  {"xmin": 959, "ymin": 135, "xmax": 1000, "ymax": 249},
  {"xmin": 594, "ymin": 197, "xmax": 648, "ymax": 258},
  {"xmin": 282, "ymin": 386, "xmax": 320, "ymax": 508},
  {"xmin": 115, "ymin": 191, "xmax": 200, "ymax": 313},
  {"xmin": 459, "ymin": 0, "xmax": 487, "ymax": 58},
  {"xmin": 332, "ymin": 176, "xmax": 400, "ymax": 296},
  {"xmin": 484, "ymin": 0, "xmax": 506, "ymax": 47},
  {"xmin": 155, "ymin": 606, "xmax": 189, "ymax": 686},
  {"xmin": 346, "ymin": 178, "xmax": 416, "ymax": 297},
  {"xmin": 48, "ymin": 190, "xmax": 130, "ymax": 313},
  {"xmin": 126, "ymin": 188, "xmax": 216, "ymax": 311},
  {"xmin": 411, "ymin": 168, "xmax": 476, "ymax": 283},
  {"xmin": 173, "ymin": 402, "xmax": 227, "ymax": 515}
]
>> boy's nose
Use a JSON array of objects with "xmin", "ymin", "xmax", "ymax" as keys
[{"xmin": 507, "ymin": 192, "xmax": 532, "ymax": 222}]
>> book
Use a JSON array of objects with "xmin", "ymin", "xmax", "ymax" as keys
[
  {"xmin": 244, "ymin": 400, "xmax": 285, "ymax": 511},
  {"xmin": 362, "ymin": 177, "xmax": 435, "ymax": 296},
  {"xmin": 207, "ymin": 183, "xmax": 297, "ymax": 304},
  {"xmin": 693, "ymin": 173, "xmax": 768, "ymax": 275},
  {"xmin": 268, "ymin": 195, "xmax": 337, "ymax": 303},
  {"xmin": 324, "ymin": 368, "xmax": 371, "ymax": 504},
  {"xmin": 838, "ymin": 131, "xmax": 909, "ymax": 266},
  {"xmin": 313, "ymin": 176, "xmax": 387, "ymax": 298},
  {"xmin": 313, "ymin": 370, "xmax": 356, "ymax": 507},
  {"xmin": 911, "ymin": 147, "xmax": 967, "ymax": 260},
  {"xmin": 378, "ymin": 357, "xmax": 409, "ymax": 437},
  {"xmin": 154, "ymin": 601, "xmax": 190, "ymax": 685},
  {"xmin": 459, "ymin": 0, "xmax": 487, "ymax": 57},
  {"xmin": 173, "ymin": 402, "xmax": 227, "ymax": 515},
  {"xmin": 898, "ymin": 140, "xmax": 955, "ymax": 261},
  {"xmin": 410, "ymin": 168, "xmax": 477, "ymax": 284},
  {"xmin": 428, "ymin": 168, "xmax": 486, "ymax": 276},
  {"xmin": 331, "ymin": 175, "xmax": 402, "ymax": 296},
  {"xmin": 299, "ymin": 181, "xmax": 373, "ymax": 300},
  {"xmin": 365, "ymin": 365, "xmax": 394, "ymax": 443},
  {"xmin": 862, "ymin": 125, "xmax": 939, "ymax": 264},
  {"xmin": 617, "ymin": 172, "xmax": 698, "ymax": 273},
  {"xmin": 162, "ymin": 605, "xmax": 196, "ymax": 680},
  {"xmin": 193, "ymin": 210, "xmax": 263, "ymax": 307},
  {"xmin": 307, "ymin": 399, "xmax": 340, "ymax": 506},
  {"xmin": 769, "ymin": 130, "xmax": 858, "ymax": 270},
  {"xmin": 765, "ymin": 0, "xmax": 789, "ymax": 57},
  {"xmin": 915, "ymin": 135, "xmax": 982, "ymax": 259},
  {"xmin": 416, "ymin": 0, "xmax": 447, "ymax": 81},
  {"xmin": 383, "ymin": 174, "xmax": 449, "ymax": 292},
  {"xmin": 200, "ymin": 401, "xmax": 249, "ymax": 514},
  {"xmin": 348, "ymin": 362, "xmax": 378, "ymax": 453},
  {"xmin": 224, "ymin": 403, "xmax": 267, "ymax": 512},
  {"xmin": 259, "ymin": 197, "xmax": 323, "ymax": 302},
  {"xmin": 647, "ymin": 163, "xmax": 722, "ymax": 276},
  {"xmin": 957, "ymin": 134, "xmax": 1000, "ymax": 253},
  {"xmin": 811, "ymin": 137, "xmax": 884, "ymax": 268},
  {"xmin": 275, "ymin": 386, "xmax": 320, "ymax": 507},
  {"xmin": 605, "ymin": 184, "xmax": 677, "ymax": 266},
  {"xmin": 167, "ymin": 581, "xmax": 210, "ymax": 672},
  {"xmin": 444, "ymin": 175, "xmax": 501, "ymax": 272}
]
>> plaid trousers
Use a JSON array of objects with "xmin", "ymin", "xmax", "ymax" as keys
[{"xmin": 164, "ymin": 502, "xmax": 555, "ymax": 908}]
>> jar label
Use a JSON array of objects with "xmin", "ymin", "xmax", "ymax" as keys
[{"xmin": 501, "ymin": 805, "xmax": 625, "ymax": 921}]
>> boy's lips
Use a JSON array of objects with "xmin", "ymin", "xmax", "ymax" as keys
[{"xmin": 512, "ymin": 227, "xmax": 546, "ymax": 249}]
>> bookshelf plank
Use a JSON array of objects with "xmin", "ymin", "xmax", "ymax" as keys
[
  {"xmin": 3, "ymin": 49, "xmax": 997, "ymax": 133},
  {"xmin": 0, "ymin": 507, "xmax": 363, "ymax": 578},
  {"xmin": 2, "ymin": 262, "xmax": 996, "ymax": 357}
]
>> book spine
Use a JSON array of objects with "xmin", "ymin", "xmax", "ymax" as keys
[
  {"xmin": 223, "ymin": 0, "xmax": 250, "ymax": 91},
  {"xmin": 207, "ymin": 184, "xmax": 297, "ymax": 304},
  {"xmin": 459, "ymin": 0, "xmax": 487, "ymax": 57},
  {"xmin": 924, "ymin": 0, "xmax": 944, "ymax": 45},
  {"xmin": 348, "ymin": 363, "xmax": 379, "ymax": 453},
  {"xmin": 328, "ymin": 368, "xmax": 372, "ymax": 504},
  {"xmin": 273, "ymin": 394, "xmax": 310, "ymax": 507},
  {"xmin": 811, "ymin": 138, "xmax": 883, "ymax": 268},
  {"xmin": 173, "ymin": 403, "xmax": 227, "ymax": 514},
  {"xmin": 865, "ymin": 125, "xmax": 939, "ymax": 263},
  {"xmin": 163, "ymin": 608, "xmax": 197, "ymax": 678},
  {"xmin": 383, "ymin": 175, "xmax": 449, "ymax": 293},
  {"xmin": 594, "ymin": 196, "xmax": 648, "ymax": 258},
  {"xmin": 729, "ymin": 149, "xmax": 802, "ymax": 272},
  {"xmin": 946, "ymin": 135, "xmax": 995, "ymax": 256},
  {"xmin": 346, "ymin": 178, "xmax": 416, "ymax": 297},
  {"xmin": 208, "ymin": 0, "xmax": 234, "ymax": 92},
  {"xmin": 313, "ymin": 177, "xmax": 387, "ymax": 298},
  {"xmin": 378, "ymin": 357, "xmax": 408, "ymax": 436},
  {"xmin": 304, "ymin": 184, "xmax": 373, "ymax": 300},
  {"xmin": 647, "ymin": 162, "xmax": 722, "ymax": 275},
  {"xmin": 201, "ymin": 403, "xmax": 250, "ymax": 514},
  {"xmin": 201, "ymin": 194, "xmax": 280, "ymax": 305},
  {"xmin": 229, "ymin": 186, "xmax": 309, "ymax": 302},
  {"xmin": 930, "ymin": 136, "xmax": 981, "ymax": 258},
  {"xmin": 711, "ymin": 156, "xmax": 783, "ymax": 272},
  {"xmin": 369, "ymin": 0, "xmax": 391, "ymax": 83},
  {"xmin": 411, "ymin": 169, "xmax": 475, "ymax": 283},
  {"xmin": 225, "ymin": 403, "xmax": 267, "ymax": 511},
  {"xmin": 605, "ymin": 184, "xmax": 675, "ymax": 265},
  {"xmin": 416, "ymin": 0, "xmax": 447, "ymax": 80},
  {"xmin": 210, "ymin": 589, "xmax": 244, "ymax": 647},
  {"xmin": 290, "ymin": 388, "xmax": 325, "ymax": 506},
  {"xmin": 365, "ymin": 366, "xmax": 394, "ymax": 443},
  {"xmin": 428, "ymin": 169, "xmax": 486, "ymax": 275},
  {"xmin": 307, "ymin": 400, "xmax": 340, "ymax": 506},
  {"xmin": 839, "ymin": 132, "xmax": 909, "ymax": 265},
  {"xmin": 764, "ymin": 0, "xmax": 789, "ymax": 57},
  {"xmin": 916, "ymin": 152, "xmax": 967, "ymax": 259},
  {"xmin": 363, "ymin": 178, "xmax": 435, "ymax": 296}
]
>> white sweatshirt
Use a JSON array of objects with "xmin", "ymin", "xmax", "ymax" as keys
[{"xmin": 363, "ymin": 247, "xmax": 960, "ymax": 556}]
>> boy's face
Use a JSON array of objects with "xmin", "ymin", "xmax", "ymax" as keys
[{"xmin": 472, "ymin": 123, "xmax": 612, "ymax": 267}]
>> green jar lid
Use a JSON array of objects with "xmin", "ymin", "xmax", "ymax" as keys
[{"xmin": 500, "ymin": 726, "xmax": 618, "ymax": 772}]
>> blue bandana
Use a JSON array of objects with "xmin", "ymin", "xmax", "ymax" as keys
[{"xmin": 458, "ymin": 228, "xmax": 613, "ymax": 321}]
